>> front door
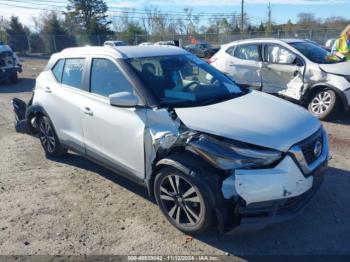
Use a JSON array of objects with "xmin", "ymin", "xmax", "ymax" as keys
[
  {"xmin": 81, "ymin": 57, "xmax": 147, "ymax": 179},
  {"xmin": 261, "ymin": 44, "xmax": 305, "ymax": 100}
]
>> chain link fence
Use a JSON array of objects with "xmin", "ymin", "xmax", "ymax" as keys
[
  {"xmin": 0, "ymin": 28, "xmax": 343, "ymax": 55},
  {"xmin": 135, "ymin": 28, "xmax": 343, "ymax": 47}
]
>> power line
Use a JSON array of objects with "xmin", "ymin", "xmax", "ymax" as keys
[
  {"xmin": 0, "ymin": 1, "xmax": 248, "ymax": 22},
  {"xmin": 0, "ymin": 0, "xmax": 260, "ymax": 24},
  {"xmin": 0, "ymin": 0, "xmax": 243, "ymax": 18}
]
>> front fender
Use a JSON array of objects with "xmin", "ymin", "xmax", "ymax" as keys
[{"xmin": 149, "ymin": 151, "xmax": 236, "ymax": 233}]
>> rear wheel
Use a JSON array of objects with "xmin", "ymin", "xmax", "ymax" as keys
[
  {"xmin": 154, "ymin": 167, "xmax": 213, "ymax": 234},
  {"xmin": 308, "ymin": 89, "xmax": 339, "ymax": 120},
  {"xmin": 38, "ymin": 116, "xmax": 66, "ymax": 157}
]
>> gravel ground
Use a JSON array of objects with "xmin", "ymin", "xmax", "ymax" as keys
[{"xmin": 0, "ymin": 58, "xmax": 349, "ymax": 257}]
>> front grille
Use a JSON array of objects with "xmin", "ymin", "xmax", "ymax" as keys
[{"xmin": 299, "ymin": 129, "xmax": 323, "ymax": 165}]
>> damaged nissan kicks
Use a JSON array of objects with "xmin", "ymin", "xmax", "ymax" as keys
[{"xmin": 13, "ymin": 46, "xmax": 330, "ymax": 234}]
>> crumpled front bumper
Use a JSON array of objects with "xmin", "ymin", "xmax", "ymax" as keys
[
  {"xmin": 229, "ymin": 161, "xmax": 326, "ymax": 232},
  {"xmin": 221, "ymin": 128, "xmax": 329, "ymax": 232}
]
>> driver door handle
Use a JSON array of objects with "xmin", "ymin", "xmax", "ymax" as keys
[
  {"xmin": 83, "ymin": 107, "xmax": 93, "ymax": 116},
  {"xmin": 45, "ymin": 87, "xmax": 51, "ymax": 93}
]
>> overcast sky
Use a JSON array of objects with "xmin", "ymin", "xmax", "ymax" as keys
[{"xmin": 0, "ymin": 0, "xmax": 349, "ymax": 28}]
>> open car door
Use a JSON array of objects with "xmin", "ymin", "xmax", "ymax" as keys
[{"xmin": 261, "ymin": 44, "xmax": 305, "ymax": 100}]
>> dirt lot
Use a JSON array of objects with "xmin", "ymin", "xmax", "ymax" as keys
[{"xmin": 0, "ymin": 58, "xmax": 350, "ymax": 257}]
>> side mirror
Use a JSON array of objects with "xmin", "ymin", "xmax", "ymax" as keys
[{"xmin": 109, "ymin": 92, "xmax": 138, "ymax": 107}]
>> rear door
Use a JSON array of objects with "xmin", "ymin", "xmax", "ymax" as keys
[
  {"xmin": 80, "ymin": 56, "xmax": 147, "ymax": 179},
  {"xmin": 40, "ymin": 58, "xmax": 87, "ymax": 152},
  {"xmin": 223, "ymin": 43, "xmax": 262, "ymax": 90},
  {"xmin": 261, "ymin": 44, "xmax": 305, "ymax": 100}
]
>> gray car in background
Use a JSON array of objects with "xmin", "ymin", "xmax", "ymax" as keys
[{"xmin": 211, "ymin": 39, "xmax": 350, "ymax": 120}]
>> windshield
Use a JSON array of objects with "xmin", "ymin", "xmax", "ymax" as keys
[
  {"xmin": 290, "ymin": 42, "xmax": 343, "ymax": 64},
  {"xmin": 126, "ymin": 54, "xmax": 245, "ymax": 107}
]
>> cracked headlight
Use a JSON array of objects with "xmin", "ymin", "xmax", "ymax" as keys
[{"xmin": 188, "ymin": 134, "xmax": 283, "ymax": 170}]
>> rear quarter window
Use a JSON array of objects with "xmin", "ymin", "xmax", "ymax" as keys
[{"xmin": 51, "ymin": 59, "xmax": 65, "ymax": 82}]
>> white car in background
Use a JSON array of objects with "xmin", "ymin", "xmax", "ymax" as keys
[
  {"xmin": 103, "ymin": 40, "xmax": 127, "ymax": 47},
  {"xmin": 210, "ymin": 39, "xmax": 350, "ymax": 120},
  {"xmin": 13, "ymin": 46, "xmax": 329, "ymax": 234},
  {"xmin": 154, "ymin": 41, "xmax": 175, "ymax": 46},
  {"xmin": 138, "ymin": 42, "xmax": 153, "ymax": 46},
  {"xmin": 325, "ymin": 39, "xmax": 336, "ymax": 50}
]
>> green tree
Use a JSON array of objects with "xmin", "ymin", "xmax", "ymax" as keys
[
  {"xmin": 5, "ymin": 16, "xmax": 29, "ymax": 53},
  {"xmin": 28, "ymin": 33, "xmax": 45, "ymax": 53},
  {"xmin": 119, "ymin": 22, "xmax": 146, "ymax": 44},
  {"xmin": 41, "ymin": 12, "xmax": 75, "ymax": 53},
  {"xmin": 66, "ymin": 0, "xmax": 112, "ymax": 44},
  {"xmin": 258, "ymin": 22, "xmax": 265, "ymax": 32}
]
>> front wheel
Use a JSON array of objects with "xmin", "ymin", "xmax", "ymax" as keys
[
  {"xmin": 38, "ymin": 116, "xmax": 66, "ymax": 157},
  {"xmin": 154, "ymin": 167, "xmax": 213, "ymax": 234},
  {"xmin": 308, "ymin": 89, "xmax": 339, "ymax": 120}
]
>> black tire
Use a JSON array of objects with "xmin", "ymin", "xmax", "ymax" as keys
[
  {"xmin": 308, "ymin": 89, "xmax": 339, "ymax": 120},
  {"xmin": 10, "ymin": 72, "xmax": 18, "ymax": 84},
  {"xmin": 154, "ymin": 166, "xmax": 213, "ymax": 235},
  {"xmin": 38, "ymin": 115, "xmax": 66, "ymax": 157}
]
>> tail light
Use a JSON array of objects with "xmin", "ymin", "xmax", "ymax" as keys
[{"xmin": 208, "ymin": 57, "xmax": 217, "ymax": 64}]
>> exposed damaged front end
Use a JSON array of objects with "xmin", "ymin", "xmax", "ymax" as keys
[
  {"xmin": 0, "ymin": 46, "xmax": 22, "ymax": 83},
  {"xmin": 221, "ymin": 128, "xmax": 329, "ymax": 232},
  {"xmin": 145, "ymin": 101, "xmax": 329, "ymax": 233}
]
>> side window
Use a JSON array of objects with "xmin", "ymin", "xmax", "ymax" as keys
[
  {"xmin": 226, "ymin": 46, "xmax": 235, "ymax": 55},
  {"xmin": 62, "ymin": 58, "xmax": 85, "ymax": 89},
  {"xmin": 90, "ymin": 58, "xmax": 134, "ymax": 97},
  {"xmin": 233, "ymin": 44, "xmax": 260, "ymax": 61},
  {"xmin": 52, "ymin": 59, "xmax": 65, "ymax": 82},
  {"xmin": 265, "ymin": 45, "xmax": 296, "ymax": 64}
]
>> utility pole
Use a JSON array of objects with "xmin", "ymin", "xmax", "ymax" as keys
[
  {"xmin": 241, "ymin": 0, "xmax": 244, "ymax": 33},
  {"xmin": 267, "ymin": 1, "xmax": 272, "ymax": 32}
]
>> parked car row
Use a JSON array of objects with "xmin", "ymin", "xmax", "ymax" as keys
[{"xmin": 13, "ymin": 44, "xmax": 331, "ymax": 234}]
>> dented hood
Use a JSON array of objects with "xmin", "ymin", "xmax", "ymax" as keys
[
  {"xmin": 175, "ymin": 91, "xmax": 321, "ymax": 152},
  {"xmin": 319, "ymin": 62, "xmax": 350, "ymax": 76}
]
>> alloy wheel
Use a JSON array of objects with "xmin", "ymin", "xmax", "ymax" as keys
[
  {"xmin": 311, "ymin": 91, "xmax": 332, "ymax": 115},
  {"xmin": 159, "ymin": 174, "xmax": 203, "ymax": 227},
  {"xmin": 39, "ymin": 118, "xmax": 56, "ymax": 153}
]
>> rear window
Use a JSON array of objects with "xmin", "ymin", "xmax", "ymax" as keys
[{"xmin": 61, "ymin": 58, "xmax": 85, "ymax": 89}]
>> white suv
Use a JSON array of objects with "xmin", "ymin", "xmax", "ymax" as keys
[
  {"xmin": 16, "ymin": 46, "xmax": 329, "ymax": 234},
  {"xmin": 210, "ymin": 39, "xmax": 350, "ymax": 120}
]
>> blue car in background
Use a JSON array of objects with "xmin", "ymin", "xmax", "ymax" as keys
[{"xmin": 0, "ymin": 43, "xmax": 22, "ymax": 84}]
